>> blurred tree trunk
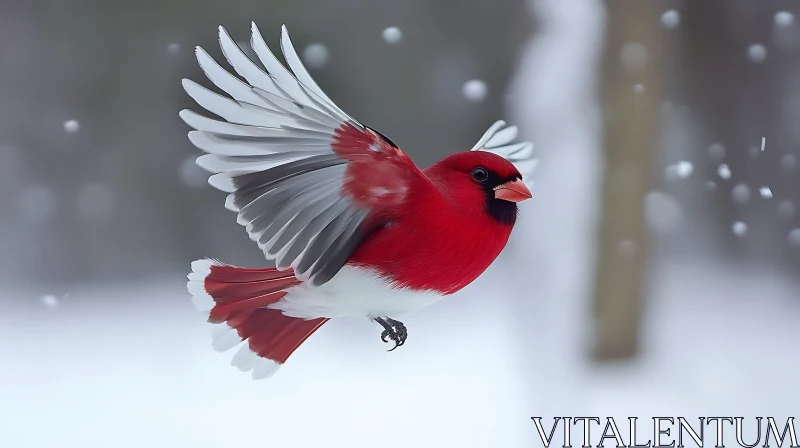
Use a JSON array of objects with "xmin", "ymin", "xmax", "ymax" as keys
[{"xmin": 591, "ymin": 0, "xmax": 661, "ymax": 361}]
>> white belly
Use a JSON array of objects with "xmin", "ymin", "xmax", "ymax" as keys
[{"xmin": 268, "ymin": 266, "xmax": 445, "ymax": 319}]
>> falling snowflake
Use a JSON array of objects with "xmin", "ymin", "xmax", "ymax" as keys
[
  {"xmin": 675, "ymin": 161, "xmax": 693, "ymax": 178},
  {"xmin": 747, "ymin": 44, "xmax": 767, "ymax": 63},
  {"xmin": 732, "ymin": 184, "xmax": 751, "ymax": 204},
  {"xmin": 781, "ymin": 154, "xmax": 796, "ymax": 170},
  {"xmin": 717, "ymin": 163, "xmax": 732, "ymax": 179},
  {"xmin": 644, "ymin": 191, "xmax": 682, "ymax": 235},
  {"xmin": 167, "ymin": 43, "xmax": 181, "ymax": 54},
  {"xmin": 789, "ymin": 228, "xmax": 800, "ymax": 246},
  {"xmin": 661, "ymin": 10, "xmax": 680, "ymax": 29},
  {"xmin": 63, "ymin": 119, "xmax": 80, "ymax": 133},
  {"xmin": 302, "ymin": 43, "xmax": 329, "ymax": 68},
  {"xmin": 708, "ymin": 142, "xmax": 726, "ymax": 160},
  {"xmin": 382, "ymin": 27, "xmax": 403, "ymax": 44},
  {"xmin": 41, "ymin": 294, "xmax": 60, "ymax": 308},
  {"xmin": 462, "ymin": 79, "xmax": 488, "ymax": 102},
  {"xmin": 759, "ymin": 187, "xmax": 773, "ymax": 199},
  {"xmin": 178, "ymin": 156, "xmax": 207, "ymax": 189},
  {"xmin": 619, "ymin": 42, "xmax": 648, "ymax": 72},
  {"xmin": 775, "ymin": 11, "xmax": 795, "ymax": 28},
  {"xmin": 732, "ymin": 221, "xmax": 748, "ymax": 237},
  {"xmin": 18, "ymin": 186, "xmax": 55, "ymax": 222},
  {"xmin": 778, "ymin": 200, "xmax": 796, "ymax": 219},
  {"xmin": 761, "ymin": 137, "xmax": 766, "ymax": 151},
  {"xmin": 665, "ymin": 161, "xmax": 693, "ymax": 180}
]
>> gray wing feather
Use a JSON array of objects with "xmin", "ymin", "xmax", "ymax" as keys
[
  {"xmin": 306, "ymin": 209, "xmax": 370, "ymax": 285},
  {"xmin": 242, "ymin": 166, "xmax": 346, "ymax": 233},
  {"xmin": 260, "ymin": 178, "xmax": 343, "ymax": 250},
  {"xmin": 181, "ymin": 24, "xmax": 374, "ymax": 286},
  {"xmin": 270, "ymin": 186, "xmax": 344, "ymax": 266},
  {"xmin": 276, "ymin": 200, "xmax": 352, "ymax": 276},
  {"xmin": 295, "ymin": 209, "xmax": 357, "ymax": 275}
]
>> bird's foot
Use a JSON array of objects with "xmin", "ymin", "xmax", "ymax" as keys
[{"xmin": 374, "ymin": 317, "xmax": 407, "ymax": 351}]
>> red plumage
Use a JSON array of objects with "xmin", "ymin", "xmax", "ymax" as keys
[
  {"xmin": 349, "ymin": 152, "xmax": 524, "ymax": 294},
  {"xmin": 182, "ymin": 24, "xmax": 536, "ymax": 379}
]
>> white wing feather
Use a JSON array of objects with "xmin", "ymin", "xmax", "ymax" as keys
[{"xmin": 471, "ymin": 120, "xmax": 537, "ymax": 180}]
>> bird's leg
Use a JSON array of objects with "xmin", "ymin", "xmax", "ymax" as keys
[
  {"xmin": 373, "ymin": 317, "xmax": 408, "ymax": 351},
  {"xmin": 374, "ymin": 317, "xmax": 397, "ymax": 348},
  {"xmin": 385, "ymin": 318, "xmax": 406, "ymax": 348}
]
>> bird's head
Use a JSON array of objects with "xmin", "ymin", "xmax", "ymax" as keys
[{"xmin": 429, "ymin": 151, "xmax": 532, "ymax": 225}]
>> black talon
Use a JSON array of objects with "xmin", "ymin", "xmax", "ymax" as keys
[
  {"xmin": 387, "ymin": 318, "xmax": 407, "ymax": 347},
  {"xmin": 374, "ymin": 317, "xmax": 408, "ymax": 351},
  {"xmin": 380, "ymin": 329, "xmax": 392, "ymax": 343}
]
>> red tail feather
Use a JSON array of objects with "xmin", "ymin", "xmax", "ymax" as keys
[{"xmin": 187, "ymin": 259, "xmax": 327, "ymax": 379}]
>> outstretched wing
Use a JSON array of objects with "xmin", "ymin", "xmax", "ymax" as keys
[
  {"xmin": 471, "ymin": 120, "xmax": 537, "ymax": 182},
  {"xmin": 181, "ymin": 23, "xmax": 420, "ymax": 286}
]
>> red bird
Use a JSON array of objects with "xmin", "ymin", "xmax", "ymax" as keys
[{"xmin": 183, "ymin": 24, "xmax": 537, "ymax": 379}]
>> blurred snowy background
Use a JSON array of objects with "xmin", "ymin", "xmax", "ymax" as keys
[{"xmin": 1, "ymin": 1, "xmax": 799, "ymax": 447}]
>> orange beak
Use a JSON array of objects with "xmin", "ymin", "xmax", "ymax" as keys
[{"xmin": 494, "ymin": 179, "xmax": 532, "ymax": 203}]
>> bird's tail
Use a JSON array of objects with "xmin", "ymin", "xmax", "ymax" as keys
[{"xmin": 187, "ymin": 259, "xmax": 328, "ymax": 379}]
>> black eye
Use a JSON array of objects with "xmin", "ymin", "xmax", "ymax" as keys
[{"xmin": 472, "ymin": 167, "xmax": 489, "ymax": 183}]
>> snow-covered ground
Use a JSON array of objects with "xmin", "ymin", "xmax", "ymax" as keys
[
  {"xmin": 0, "ymin": 275, "xmax": 531, "ymax": 448},
  {"xmin": 1, "ymin": 257, "xmax": 798, "ymax": 448}
]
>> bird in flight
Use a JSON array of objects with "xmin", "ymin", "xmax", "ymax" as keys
[{"xmin": 183, "ymin": 24, "xmax": 537, "ymax": 379}]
